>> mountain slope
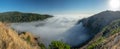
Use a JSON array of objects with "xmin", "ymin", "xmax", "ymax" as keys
[
  {"xmin": 79, "ymin": 11, "xmax": 120, "ymax": 49},
  {"xmin": 0, "ymin": 11, "xmax": 53, "ymax": 22},
  {"xmin": 79, "ymin": 11, "xmax": 120, "ymax": 35},
  {"xmin": 78, "ymin": 11, "xmax": 120, "ymax": 49},
  {"xmin": 0, "ymin": 22, "xmax": 41, "ymax": 49},
  {"xmin": 80, "ymin": 19, "xmax": 120, "ymax": 49}
]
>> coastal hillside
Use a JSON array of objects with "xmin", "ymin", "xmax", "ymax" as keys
[
  {"xmin": 0, "ymin": 22, "xmax": 41, "ymax": 49},
  {"xmin": 78, "ymin": 11, "xmax": 120, "ymax": 49},
  {"xmin": 81, "ymin": 19, "xmax": 120, "ymax": 49},
  {"xmin": 79, "ymin": 11, "xmax": 120, "ymax": 35},
  {"xmin": 0, "ymin": 11, "xmax": 53, "ymax": 22}
]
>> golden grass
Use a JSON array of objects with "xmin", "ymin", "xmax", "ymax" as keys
[{"xmin": 0, "ymin": 22, "xmax": 41, "ymax": 49}]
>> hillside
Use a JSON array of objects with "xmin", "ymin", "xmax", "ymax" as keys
[
  {"xmin": 81, "ymin": 19, "xmax": 120, "ymax": 49},
  {"xmin": 79, "ymin": 11, "xmax": 120, "ymax": 35},
  {"xmin": 0, "ymin": 22, "xmax": 41, "ymax": 49},
  {"xmin": 78, "ymin": 11, "xmax": 120, "ymax": 49},
  {"xmin": 0, "ymin": 11, "xmax": 53, "ymax": 22}
]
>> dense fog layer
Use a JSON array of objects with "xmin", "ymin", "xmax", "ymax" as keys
[
  {"xmin": 10, "ymin": 16, "xmax": 90, "ymax": 47},
  {"xmin": 62, "ymin": 22, "xmax": 90, "ymax": 46}
]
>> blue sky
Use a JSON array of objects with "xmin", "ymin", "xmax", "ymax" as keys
[{"xmin": 0, "ymin": 0, "xmax": 109, "ymax": 16}]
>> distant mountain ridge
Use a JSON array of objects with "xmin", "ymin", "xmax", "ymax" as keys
[{"xmin": 0, "ymin": 11, "xmax": 53, "ymax": 22}]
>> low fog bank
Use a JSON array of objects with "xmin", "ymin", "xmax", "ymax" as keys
[
  {"xmin": 10, "ymin": 16, "xmax": 90, "ymax": 47},
  {"xmin": 61, "ymin": 22, "xmax": 91, "ymax": 46}
]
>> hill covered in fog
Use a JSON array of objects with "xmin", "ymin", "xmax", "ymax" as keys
[
  {"xmin": 78, "ymin": 11, "xmax": 120, "ymax": 49},
  {"xmin": 0, "ymin": 11, "xmax": 53, "ymax": 22},
  {"xmin": 79, "ymin": 11, "xmax": 120, "ymax": 35}
]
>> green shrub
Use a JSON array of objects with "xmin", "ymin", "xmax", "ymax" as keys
[
  {"xmin": 49, "ymin": 41, "xmax": 70, "ymax": 49},
  {"xmin": 38, "ymin": 43, "xmax": 46, "ymax": 49}
]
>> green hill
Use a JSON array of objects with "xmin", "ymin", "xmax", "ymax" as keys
[{"xmin": 0, "ymin": 11, "xmax": 53, "ymax": 22}]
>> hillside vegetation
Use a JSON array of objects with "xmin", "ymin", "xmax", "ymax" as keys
[
  {"xmin": 0, "ymin": 11, "xmax": 53, "ymax": 22},
  {"xmin": 0, "ymin": 22, "xmax": 41, "ymax": 49},
  {"xmin": 49, "ymin": 41, "xmax": 70, "ymax": 49}
]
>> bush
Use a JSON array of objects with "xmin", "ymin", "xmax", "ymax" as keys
[
  {"xmin": 38, "ymin": 43, "xmax": 46, "ymax": 49},
  {"xmin": 49, "ymin": 41, "xmax": 70, "ymax": 49}
]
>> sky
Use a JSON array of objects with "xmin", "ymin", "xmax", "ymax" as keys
[{"xmin": 0, "ymin": 0, "xmax": 109, "ymax": 17}]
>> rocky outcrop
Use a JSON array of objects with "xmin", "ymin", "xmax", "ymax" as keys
[{"xmin": 0, "ymin": 22, "xmax": 41, "ymax": 49}]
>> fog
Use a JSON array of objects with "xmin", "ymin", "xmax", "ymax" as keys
[
  {"xmin": 61, "ymin": 22, "xmax": 90, "ymax": 46},
  {"xmin": 10, "ymin": 16, "xmax": 90, "ymax": 47}
]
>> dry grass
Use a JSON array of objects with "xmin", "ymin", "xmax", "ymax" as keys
[{"xmin": 0, "ymin": 22, "xmax": 41, "ymax": 49}]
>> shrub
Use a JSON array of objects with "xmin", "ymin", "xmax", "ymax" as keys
[{"xmin": 49, "ymin": 41, "xmax": 70, "ymax": 49}]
